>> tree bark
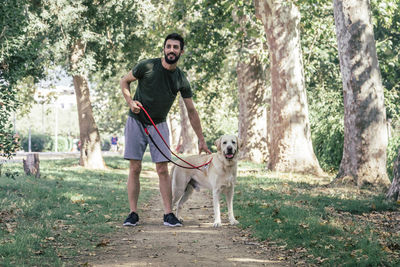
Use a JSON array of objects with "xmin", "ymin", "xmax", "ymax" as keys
[
  {"xmin": 168, "ymin": 112, "xmax": 181, "ymax": 152},
  {"xmin": 333, "ymin": 0, "xmax": 390, "ymax": 188},
  {"xmin": 387, "ymin": 148, "xmax": 400, "ymax": 201},
  {"xmin": 23, "ymin": 153, "xmax": 40, "ymax": 178},
  {"xmin": 70, "ymin": 40, "xmax": 105, "ymax": 169},
  {"xmin": 254, "ymin": 0, "xmax": 323, "ymax": 175},
  {"xmin": 177, "ymin": 96, "xmax": 197, "ymax": 154},
  {"xmin": 237, "ymin": 55, "xmax": 269, "ymax": 163}
]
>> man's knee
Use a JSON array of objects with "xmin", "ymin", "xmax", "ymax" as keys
[
  {"xmin": 129, "ymin": 160, "xmax": 142, "ymax": 176},
  {"xmin": 156, "ymin": 162, "xmax": 169, "ymax": 178}
]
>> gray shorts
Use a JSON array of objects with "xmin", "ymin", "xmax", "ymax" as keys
[{"xmin": 124, "ymin": 116, "xmax": 171, "ymax": 163}]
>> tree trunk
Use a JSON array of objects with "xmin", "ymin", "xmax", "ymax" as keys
[
  {"xmin": 177, "ymin": 96, "xmax": 197, "ymax": 154},
  {"xmin": 168, "ymin": 112, "xmax": 181, "ymax": 152},
  {"xmin": 23, "ymin": 153, "xmax": 40, "ymax": 178},
  {"xmin": 333, "ymin": 0, "xmax": 390, "ymax": 188},
  {"xmin": 70, "ymin": 40, "xmax": 105, "ymax": 169},
  {"xmin": 237, "ymin": 55, "xmax": 269, "ymax": 163},
  {"xmin": 254, "ymin": 0, "xmax": 323, "ymax": 175},
  {"xmin": 387, "ymin": 148, "xmax": 400, "ymax": 201}
]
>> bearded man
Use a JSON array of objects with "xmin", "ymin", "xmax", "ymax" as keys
[{"xmin": 120, "ymin": 33, "xmax": 211, "ymax": 227}]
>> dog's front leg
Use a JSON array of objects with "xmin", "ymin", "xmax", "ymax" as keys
[
  {"xmin": 226, "ymin": 186, "xmax": 239, "ymax": 225},
  {"xmin": 212, "ymin": 189, "xmax": 222, "ymax": 227}
]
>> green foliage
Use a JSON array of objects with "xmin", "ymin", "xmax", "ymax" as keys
[
  {"xmin": 101, "ymin": 138, "xmax": 111, "ymax": 151},
  {"xmin": 3, "ymin": 0, "xmax": 400, "ymax": 177},
  {"xmin": 0, "ymin": 0, "xmax": 48, "ymax": 157},
  {"xmin": 310, "ymin": 90, "xmax": 344, "ymax": 172},
  {"xmin": 0, "ymin": 125, "xmax": 20, "ymax": 158},
  {"xmin": 21, "ymin": 134, "xmax": 52, "ymax": 152},
  {"xmin": 20, "ymin": 134, "xmax": 75, "ymax": 152},
  {"xmin": 51, "ymin": 136, "xmax": 70, "ymax": 152},
  {"xmin": 371, "ymin": 0, "xmax": 400, "ymax": 121}
]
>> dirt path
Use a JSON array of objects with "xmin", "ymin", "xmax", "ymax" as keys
[{"xmin": 78, "ymin": 183, "xmax": 290, "ymax": 267}]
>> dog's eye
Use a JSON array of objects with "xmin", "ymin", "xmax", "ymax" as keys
[
  {"xmin": 232, "ymin": 141, "xmax": 236, "ymax": 144},
  {"xmin": 223, "ymin": 141, "xmax": 227, "ymax": 145}
]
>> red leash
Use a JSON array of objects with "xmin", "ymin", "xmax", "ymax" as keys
[{"xmin": 137, "ymin": 104, "xmax": 212, "ymax": 170}]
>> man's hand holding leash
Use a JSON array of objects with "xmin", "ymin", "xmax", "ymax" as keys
[
  {"xmin": 198, "ymin": 139, "xmax": 211, "ymax": 154},
  {"xmin": 130, "ymin": 100, "xmax": 142, "ymax": 114}
]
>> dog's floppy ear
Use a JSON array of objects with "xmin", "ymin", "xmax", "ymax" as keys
[{"xmin": 214, "ymin": 137, "xmax": 222, "ymax": 152}]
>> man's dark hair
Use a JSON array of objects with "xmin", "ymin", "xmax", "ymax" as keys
[{"xmin": 164, "ymin": 33, "xmax": 184, "ymax": 50}]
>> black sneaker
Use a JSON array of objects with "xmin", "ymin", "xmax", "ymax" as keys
[
  {"xmin": 163, "ymin": 213, "xmax": 182, "ymax": 227},
  {"xmin": 123, "ymin": 212, "xmax": 139, "ymax": 226}
]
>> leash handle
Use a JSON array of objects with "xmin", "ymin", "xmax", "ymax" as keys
[{"xmin": 137, "ymin": 104, "xmax": 212, "ymax": 169}]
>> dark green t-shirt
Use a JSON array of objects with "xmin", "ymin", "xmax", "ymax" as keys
[{"xmin": 129, "ymin": 58, "xmax": 192, "ymax": 125}]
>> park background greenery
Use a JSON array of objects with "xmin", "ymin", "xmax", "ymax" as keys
[
  {"xmin": 1, "ymin": 0, "xmax": 399, "ymax": 174},
  {"xmin": 1, "ymin": 0, "xmax": 400, "ymax": 265}
]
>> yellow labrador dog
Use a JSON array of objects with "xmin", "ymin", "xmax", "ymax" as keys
[{"xmin": 171, "ymin": 135, "xmax": 241, "ymax": 227}]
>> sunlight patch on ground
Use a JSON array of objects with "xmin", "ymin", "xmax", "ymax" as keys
[
  {"xmin": 143, "ymin": 229, "xmax": 219, "ymax": 234},
  {"xmin": 227, "ymin": 257, "xmax": 282, "ymax": 264},
  {"xmin": 93, "ymin": 262, "xmax": 151, "ymax": 267},
  {"xmin": 62, "ymin": 192, "xmax": 96, "ymax": 203}
]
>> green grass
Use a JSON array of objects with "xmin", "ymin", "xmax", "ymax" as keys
[
  {"xmin": 233, "ymin": 162, "xmax": 400, "ymax": 266},
  {"xmin": 0, "ymin": 156, "xmax": 158, "ymax": 266},
  {"xmin": 1, "ymin": 157, "xmax": 399, "ymax": 266}
]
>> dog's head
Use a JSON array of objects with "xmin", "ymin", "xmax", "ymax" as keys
[{"xmin": 215, "ymin": 135, "xmax": 241, "ymax": 161}]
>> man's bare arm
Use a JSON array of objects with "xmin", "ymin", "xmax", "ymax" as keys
[
  {"xmin": 120, "ymin": 70, "xmax": 141, "ymax": 114},
  {"xmin": 183, "ymin": 97, "xmax": 211, "ymax": 154}
]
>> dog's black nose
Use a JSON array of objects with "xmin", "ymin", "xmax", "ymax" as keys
[{"xmin": 227, "ymin": 146, "xmax": 233, "ymax": 153}]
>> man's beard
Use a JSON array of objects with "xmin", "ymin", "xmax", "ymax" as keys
[{"xmin": 164, "ymin": 52, "xmax": 180, "ymax": 64}]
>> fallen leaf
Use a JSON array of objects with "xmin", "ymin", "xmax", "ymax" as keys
[
  {"xmin": 299, "ymin": 223, "xmax": 309, "ymax": 229},
  {"xmin": 34, "ymin": 250, "xmax": 43, "ymax": 255},
  {"xmin": 96, "ymin": 239, "xmax": 110, "ymax": 247}
]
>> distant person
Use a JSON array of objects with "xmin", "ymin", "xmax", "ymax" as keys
[
  {"xmin": 111, "ymin": 134, "xmax": 118, "ymax": 152},
  {"xmin": 120, "ymin": 33, "xmax": 211, "ymax": 227}
]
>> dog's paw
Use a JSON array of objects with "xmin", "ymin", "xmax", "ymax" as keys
[
  {"xmin": 213, "ymin": 221, "xmax": 222, "ymax": 227},
  {"xmin": 230, "ymin": 219, "xmax": 239, "ymax": 225}
]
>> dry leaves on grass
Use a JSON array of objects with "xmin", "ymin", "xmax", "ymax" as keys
[{"xmin": 96, "ymin": 239, "xmax": 111, "ymax": 247}]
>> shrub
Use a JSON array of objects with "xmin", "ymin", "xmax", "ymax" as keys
[
  {"xmin": 21, "ymin": 134, "xmax": 52, "ymax": 152},
  {"xmin": 0, "ymin": 131, "xmax": 20, "ymax": 157},
  {"xmin": 102, "ymin": 138, "xmax": 111, "ymax": 151},
  {"xmin": 312, "ymin": 119, "xmax": 344, "ymax": 172},
  {"xmin": 49, "ymin": 136, "xmax": 69, "ymax": 152}
]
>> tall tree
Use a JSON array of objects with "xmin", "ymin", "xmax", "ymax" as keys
[
  {"xmin": 234, "ymin": 5, "xmax": 269, "ymax": 163},
  {"xmin": 70, "ymin": 40, "xmax": 104, "ymax": 168},
  {"xmin": 237, "ymin": 49, "xmax": 269, "ymax": 163},
  {"xmin": 333, "ymin": 0, "xmax": 391, "ymax": 187},
  {"xmin": 176, "ymin": 96, "xmax": 197, "ymax": 154},
  {"xmin": 254, "ymin": 0, "xmax": 323, "ymax": 174}
]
